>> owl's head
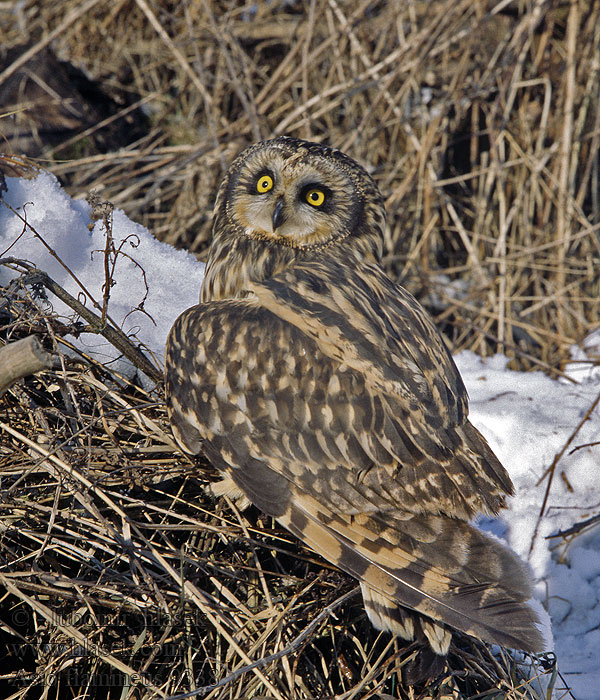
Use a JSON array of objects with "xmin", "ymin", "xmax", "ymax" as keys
[{"xmin": 214, "ymin": 137, "xmax": 386, "ymax": 261}]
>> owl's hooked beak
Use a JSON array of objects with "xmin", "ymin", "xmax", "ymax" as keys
[{"xmin": 272, "ymin": 197, "xmax": 285, "ymax": 230}]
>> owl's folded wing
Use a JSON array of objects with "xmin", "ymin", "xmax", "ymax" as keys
[
  {"xmin": 165, "ymin": 282, "xmax": 544, "ymax": 652},
  {"xmin": 278, "ymin": 488, "xmax": 543, "ymax": 652},
  {"xmin": 165, "ymin": 269, "xmax": 511, "ymax": 521}
]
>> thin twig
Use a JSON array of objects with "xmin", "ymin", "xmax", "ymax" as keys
[
  {"xmin": 160, "ymin": 589, "xmax": 359, "ymax": 700},
  {"xmin": 529, "ymin": 387, "xmax": 600, "ymax": 557},
  {"xmin": 0, "ymin": 259, "xmax": 161, "ymax": 382}
]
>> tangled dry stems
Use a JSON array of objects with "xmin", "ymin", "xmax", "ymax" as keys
[
  {"xmin": 0, "ymin": 265, "xmax": 563, "ymax": 699},
  {"xmin": 1, "ymin": 0, "xmax": 599, "ymax": 698}
]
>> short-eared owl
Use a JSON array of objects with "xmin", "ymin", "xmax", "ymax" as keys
[{"xmin": 165, "ymin": 137, "xmax": 543, "ymax": 683}]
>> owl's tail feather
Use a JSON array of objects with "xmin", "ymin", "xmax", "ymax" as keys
[
  {"xmin": 279, "ymin": 490, "xmax": 545, "ymax": 662},
  {"xmin": 359, "ymin": 583, "xmax": 450, "ymax": 652},
  {"xmin": 360, "ymin": 582, "xmax": 450, "ymax": 684}
]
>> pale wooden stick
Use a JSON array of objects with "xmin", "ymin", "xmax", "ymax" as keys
[{"xmin": 0, "ymin": 336, "xmax": 54, "ymax": 396}]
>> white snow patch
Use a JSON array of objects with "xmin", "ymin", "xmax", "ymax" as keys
[
  {"xmin": 0, "ymin": 172, "xmax": 203, "ymax": 378},
  {"xmin": 456, "ymin": 351, "xmax": 600, "ymax": 697},
  {"xmin": 566, "ymin": 328, "xmax": 600, "ymax": 384}
]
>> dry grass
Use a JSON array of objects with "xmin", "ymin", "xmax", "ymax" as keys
[
  {"xmin": 0, "ymin": 269, "xmax": 565, "ymax": 699},
  {"xmin": 2, "ymin": 0, "xmax": 599, "ymax": 370},
  {"xmin": 1, "ymin": 0, "xmax": 599, "ymax": 698}
]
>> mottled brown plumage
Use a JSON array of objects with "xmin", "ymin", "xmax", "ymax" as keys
[{"xmin": 165, "ymin": 137, "xmax": 543, "ymax": 684}]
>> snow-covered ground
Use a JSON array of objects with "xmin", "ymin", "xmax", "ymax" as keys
[
  {"xmin": 0, "ymin": 171, "xmax": 201, "ymax": 378},
  {"xmin": 457, "ymin": 352, "xmax": 600, "ymax": 697},
  {"xmin": 1, "ymin": 172, "xmax": 599, "ymax": 699}
]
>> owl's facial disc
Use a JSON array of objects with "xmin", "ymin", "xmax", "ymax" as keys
[{"xmin": 230, "ymin": 150, "xmax": 355, "ymax": 248}]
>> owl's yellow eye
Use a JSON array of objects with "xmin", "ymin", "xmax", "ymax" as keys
[
  {"xmin": 305, "ymin": 188, "xmax": 325, "ymax": 207},
  {"xmin": 256, "ymin": 174, "xmax": 274, "ymax": 193}
]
